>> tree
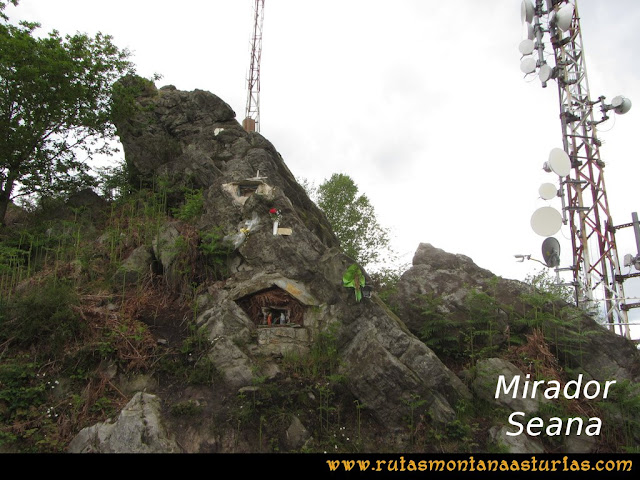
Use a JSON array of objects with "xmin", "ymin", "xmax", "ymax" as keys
[
  {"xmin": 0, "ymin": 1, "xmax": 134, "ymax": 224},
  {"xmin": 316, "ymin": 173, "xmax": 393, "ymax": 268}
]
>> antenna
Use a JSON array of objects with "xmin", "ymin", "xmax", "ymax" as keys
[
  {"xmin": 518, "ymin": 0, "xmax": 635, "ymax": 338},
  {"xmin": 542, "ymin": 237, "xmax": 561, "ymax": 268},
  {"xmin": 538, "ymin": 183, "xmax": 558, "ymax": 200},
  {"xmin": 531, "ymin": 206, "xmax": 562, "ymax": 237},
  {"xmin": 243, "ymin": 0, "xmax": 265, "ymax": 133}
]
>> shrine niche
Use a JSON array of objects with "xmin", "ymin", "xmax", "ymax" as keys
[
  {"xmin": 236, "ymin": 286, "xmax": 305, "ymax": 327},
  {"xmin": 222, "ymin": 171, "xmax": 273, "ymax": 206}
]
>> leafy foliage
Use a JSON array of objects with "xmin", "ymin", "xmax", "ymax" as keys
[
  {"xmin": 417, "ymin": 293, "xmax": 462, "ymax": 360},
  {"xmin": 0, "ymin": 5, "xmax": 134, "ymax": 223},
  {"xmin": 316, "ymin": 173, "xmax": 392, "ymax": 268},
  {"xmin": 524, "ymin": 268, "xmax": 575, "ymax": 305},
  {"xmin": 0, "ymin": 279, "xmax": 84, "ymax": 354},
  {"xmin": 172, "ymin": 188, "xmax": 204, "ymax": 222}
]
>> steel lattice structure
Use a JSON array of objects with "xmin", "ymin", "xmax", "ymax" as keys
[
  {"xmin": 523, "ymin": 0, "xmax": 631, "ymax": 338},
  {"xmin": 243, "ymin": 0, "xmax": 265, "ymax": 133}
]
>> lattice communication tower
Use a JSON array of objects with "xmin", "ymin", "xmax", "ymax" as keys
[
  {"xmin": 243, "ymin": 0, "xmax": 265, "ymax": 133},
  {"xmin": 519, "ymin": 0, "xmax": 634, "ymax": 338}
]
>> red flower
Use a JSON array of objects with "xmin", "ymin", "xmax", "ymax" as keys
[{"xmin": 269, "ymin": 208, "xmax": 278, "ymax": 214}]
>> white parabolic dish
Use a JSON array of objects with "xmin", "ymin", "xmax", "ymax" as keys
[
  {"xmin": 520, "ymin": 57, "xmax": 537, "ymax": 74},
  {"xmin": 556, "ymin": 4, "xmax": 574, "ymax": 32},
  {"xmin": 521, "ymin": 0, "xmax": 535, "ymax": 24},
  {"xmin": 531, "ymin": 206, "xmax": 563, "ymax": 236},
  {"xmin": 539, "ymin": 183, "xmax": 557, "ymax": 200},
  {"xmin": 548, "ymin": 148, "xmax": 571, "ymax": 177},
  {"xmin": 527, "ymin": 23, "xmax": 534, "ymax": 40},
  {"xmin": 539, "ymin": 64, "xmax": 553, "ymax": 82},
  {"xmin": 519, "ymin": 39, "xmax": 535, "ymax": 55}
]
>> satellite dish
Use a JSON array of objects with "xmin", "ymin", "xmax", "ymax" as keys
[
  {"xmin": 546, "ymin": 148, "xmax": 571, "ymax": 177},
  {"xmin": 611, "ymin": 95, "xmax": 632, "ymax": 115},
  {"xmin": 527, "ymin": 23, "xmax": 534, "ymax": 40},
  {"xmin": 531, "ymin": 206, "xmax": 563, "ymax": 236},
  {"xmin": 542, "ymin": 237, "xmax": 561, "ymax": 268},
  {"xmin": 520, "ymin": 57, "xmax": 537, "ymax": 74},
  {"xmin": 521, "ymin": 0, "xmax": 535, "ymax": 24},
  {"xmin": 556, "ymin": 4, "xmax": 574, "ymax": 32},
  {"xmin": 519, "ymin": 39, "xmax": 535, "ymax": 56},
  {"xmin": 539, "ymin": 182, "xmax": 557, "ymax": 200},
  {"xmin": 539, "ymin": 64, "xmax": 553, "ymax": 83}
]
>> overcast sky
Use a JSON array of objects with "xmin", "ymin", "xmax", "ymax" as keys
[{"xmin": 7, "ymin": 0, "xmax": 640, "ymax": 336}]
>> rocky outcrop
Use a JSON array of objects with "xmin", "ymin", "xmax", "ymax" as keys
[
  {"xmin": 390, "ymin": 243, "xmax": 515, "ymax": 346},
  {"xmin": 83, "ymin": 80, "xmax": 473, "ymax": 450},
  {"xmin": 67, "ymin": 393, "xmax": 181, "ymax": 453},
  {"xmin": 391, "ymin": 243, "xmax": 640, "ymax": 383},
  {"xmin": 114, "ymin": 78, "xmax": 338, "ymax": 250},
  {"xmin": 390, "ymin": 243, "xmax": 640, "ymax": 453}
]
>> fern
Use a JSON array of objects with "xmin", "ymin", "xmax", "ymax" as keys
[{"xmin": 415, "ymin": 293, "xmax": 462, "ymax": 360}]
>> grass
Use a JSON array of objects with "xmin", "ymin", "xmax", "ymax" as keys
[{"xmin": 0, "ymin": 181, "xmax": 218, "ymax": 452}]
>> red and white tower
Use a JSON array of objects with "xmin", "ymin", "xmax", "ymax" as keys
[
  {"xmin": 243, "ymin": 0, "xmax": 265, "ymax": 133},
  {"xmin": 520, "ymin": 0, "xmax": 633, "ymax": 337}
]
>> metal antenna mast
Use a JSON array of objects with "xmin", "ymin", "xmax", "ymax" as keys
[
  {"xmin": 520, "ymin": 0, "xmax": 633, "ymax": 337},
  {"xmin": 243, "ymin": 0, "xmax": 265, "ymax": 133}
]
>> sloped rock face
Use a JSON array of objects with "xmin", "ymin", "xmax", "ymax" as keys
[
  {"xmin": 115, "ymin": 79, "xmax": 337, "ymax": 250},
  {"xmin": 391, "ymin": 243, "xmax": 640, "ymax": 452},
  {"xmin": 96, "ymin": 80, "xmax": 472, "ymax": 451},
  {"xmin": 391, "ymin": 243, "xmax": 640, "ymax": 384},
  {"xmin": 390, "ymin": 243, "xmax": 515, "ymax": 346},
  {"xmin": 67, "ymin": 393, "xmax": 180, "ymax": 453}
]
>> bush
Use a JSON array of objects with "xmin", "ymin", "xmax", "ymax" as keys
[
  {"xmin": 172, "ymin": 188, "xmax": 203, "ymax": 222},
  {"xmin": 0, "ymin": 279, "xmax": 84, "ymax": 354}
]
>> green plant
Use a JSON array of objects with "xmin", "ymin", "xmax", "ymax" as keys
[
  {"xmin": 90, "ymin": 396, "xmax": 116, "ymax": 416},
  {"xmin": 317, "ymin": 382, "xmax": 337, "ymax": 434},
  {"xmin": 354, "ymin": 399, "xmax": 365, "ymax": 440},
  {"xmin": 597, "ymin": 379, "xmax": 640, "ymax": 451},
  {"xmin": 199, "ymin": 227, "xmax": 232, "ymax": 280},
  {"xmin": 0, "ymin": 12, "xmax": 134, "ymax": 225},
  {"xmin": 445, "ymin": 419, "xmax": 472, "ymax": 440},
  {"xmin": 0, "ymin": 357, "xmax": 68, "ymax": 451},
  {"xmin": 309, "ymin": 322, "xmax": 342, "ymax": 378},
  {"xmin": 0, "ymin": 278, "xmax": 84, "ymax": 354},
  {"xmin": 316, "ymin": 173, "xmax": 394, "ymax": 268},
  {"xmin": 0, "ymin": 358, "xmax": 47, "ymax": 420},
  {"xmin": 281, "ymin": 324, "xmax": 342, "ymax": 381},
  {"xmin": 403, "ymin": 393, "xmax": 427, "ymax": 445},
  {"xmin": 172, "ymin": 188, "xmax": 203, "ymax": 222},
  {"xmin": 186, "ymin": 357, "xmax": 220, "ymax": 385},
  {"xmin": 416, "ymin": 293, "xmax": 462, "ymax": 360},
  {"xmin": 170, "ymin": 400, "xmax": 203, "ymax": 417},
  {"xmin": 463, "ymin": 286, "xmax": 504, "ymax": 361}
]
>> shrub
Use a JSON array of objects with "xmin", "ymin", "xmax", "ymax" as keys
[{"xmin": 0, "ymin": 279, "xmax": 84, "ymax": 354}]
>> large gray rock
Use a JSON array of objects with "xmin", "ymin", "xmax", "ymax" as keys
[
  {"xmin": 67, "ymin": 393, "xmax": 181, "ymax": 453},
  {"xmin": 114, "ymin": 79, "xmax": 338, "ymax": 249},
  {"xmin": 389, "ymin": 243, "xmax": 513, "ymax": 348},
  {"xmin": 110, "ymin": 81, "xmax": 474, "ymax": 437},
  {"xmin": 391, "ymin": 243, "xmax": 640, "ymax": 384},
  {"xmin": 114, "ymin": 245, "xmax": 153, "ymax": 285},
  {"xmin": 472, "ymin": 358, "xmax": 549, "ymax": 414},
  {"xmin": 339, "ymin": 302, "xmax": 472, "ymax": 432},
  {"xmin": 489, "ymin": 426, "xmax": 544, "ymax": 454}
]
